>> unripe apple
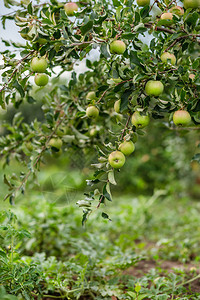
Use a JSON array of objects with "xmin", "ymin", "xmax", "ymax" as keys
[
  {"xmin": 189, "ymin": 73, "xmax": 195, "ymax": 80},
  {"xmin": 108, "ymin": 151, "xmax": 126, "ymax": 169},
  {"xmin": 86, "ymin": 106, "xmax": 99, "ymax": 118},
  {"xmin": 137, "ymin": 0, "xmax": 150, "ymax": 6},
  {"xmin": 25, "ymin": 142, "xmax": 33, "ymax": 152},
  {"xmin": 110, "ymin": 40, "xmax": 126, "ymax": 54},
  {"xmin": 49, "ymin": 138, "xmax": 63, "ymax": 149},
  {"xmin": 90, "ymin": 128, "xmax": 98, "ymax": 137},
  {"xmin": 131, "ymin": 111, "xmax": 150, "ymax": 129},
  {"xmin": 31, "ymin": 57, "xmax": 48, "ymax": 73},
  {"xmin": 160, "ymin": 52, "xmax": 176, "ymax": 65},
  {"xmin": 114, "ymin": 100, "xmax": 121, "ymax": 113},
  {"xmin": 160, "ymin": 12, "xmax": 173, "ymax": 20},
  {"xmin": 86, "ymin": 91, "xmax": 96, "ymax": 100},
  {"xmin": 64, "ymin": 2, "xmax": 78, "ymax": 16},
  {"xmin": 118, "ymin": 140, "xmax": 135, "ymax": 156},
  {"xmin": 145, "ymin": 80, "xmax": 164, "ymax": 97},
  {"xmin": 184, "ymin": 0, "xmax": 200, "ymax": 9},
  {"xmin": 34, "ymin": 74, "xmax": 49, "ymax": 86},
  {"xmin": 173, "ymin": 110, "xmax": 191, "ymax": 126},
  {"xmin": 169, "ymin": 6, "xmax": 184, "ymax": 16}
]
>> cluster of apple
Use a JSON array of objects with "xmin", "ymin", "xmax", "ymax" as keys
[
  {"xmin": 30, "ymin": 57, "xmax": 49, "ymax": 87},
  {"xmin": 108, "ymin": 139, "xmax": 136, "ymax": 169},
  {"xmin": 54, "ymin": 2, "xmax": 193, "ymax": 168},
  {"xmin": 85, "ymin": 91, "xmax": 99, "ymax": 118}
]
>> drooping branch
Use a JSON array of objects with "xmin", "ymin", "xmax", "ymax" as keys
[{"xmin": 0, "ymin": 50, "xmax": 35, "ymax": 93}]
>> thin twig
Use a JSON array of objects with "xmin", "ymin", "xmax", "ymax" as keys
[
  {"xmin": 166, "ymin": 34, "xmax": 200, "ymax": 51},
  {"xmin": 97, "ymin": 194, "xmax": 104, "ymax": 208},
  {"xmin": 144, "ymin": 22, "xmax": 175, "ymax": 34},
  {"xmin": 120, "ymin": 114, "xmax": 131, "ymax": 141}
]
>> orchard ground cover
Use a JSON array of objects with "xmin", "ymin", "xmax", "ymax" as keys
[{"xmin": 1, "ymin": 162, "xmax": 200, "ymax": 300}]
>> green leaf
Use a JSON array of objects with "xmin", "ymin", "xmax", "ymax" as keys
[
  {"xmin": 113, "ymin": 0, "xmax": 122, "ymax": 7},
  {"xmin": 121, "ymin": 89, "xmax": 132, "ymax": 111},
  {"xmin": 140, "ymin": 5, "xmax": 149, "ymax": 18},
  {"xmin": 13, "ymin": 80, "xmax": 25, "ymax": 97},
  {"xmin": 108, "ymin": 170, "xmax": 117, "ymax": 185},
  {"xmin": 102, "ymin": 212, "xmax": 111, "ymax": 220},
  {"xmin": 192, "ymin": 153, "xmax": 200, "ymax": 164},
  {"xmin": 126, "ymin": 291, "xmax": 137, "ymax": 298},
  {"xmin": 0, "ymin": 250, "xmax": 8, "ymax": 265},
  {"xmin": 103, "ymin": 184, "xmax": 112, "ymax": 201},
  {"xmin": 80, "ymin": 20, "xmax": 93, "ymax": 35},
  {"xmin": 27, "ymin": 2, "xmax": 33, "ymax": 14},
  {"xmin": 100, "ymin": 43, "xmax": 110, "ymax": 58}
]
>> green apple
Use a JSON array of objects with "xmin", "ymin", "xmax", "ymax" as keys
[
  {"xmin": 110, "ymin": 40, "xmax": 126, "ymax": 54},
  {"xmin": 114, "ymin": 100, "xmax": 121, "ymax": 113},
  {"xmin": 31, "ymin": 57, "xmax": 48, "ymax": 73},
  {"xmin": 64, "ymin": 2, "xmax": 78, "ymax": 16},
  {"xmin": 160, "ymin": 52, "xmax": 176, "ymax": 65},
  {"xmin": 184, "ymin": 0, "xmax": 200, "ymax": 9},
  {"xmin": 145, "ymin": 80, "xmax": 164, "ymax": 97},
  {"xmin": 89, "ymin": 127, "xmax": 98, "ymax": 137},
  {"xmin": 49, "ymin": 138, "xmax": 63, "ymax": 149},
  {"xmin": 131, "ymin": 111, "xmax": 150, "ymax": 129},
  {"xmin": 25, "ymin": 142, "xmax": 33, "ymax": 152},
  {"xmin": 160, "ymin": 12, "xmax": 173, "ymax": 20},
  {"xmin": 118, "ymin": 140, "xmax": 135, "ymax": 156},
  {"xmin": 169, "ymin": 6, "xmax": 184, "ymax": 16},
  {"xmin": 137, "ymin": 0, "xmax": 150, "ymax": 6},
  {"xmin": 86, "ymin": 91, "xmax": 96, "ymax": 100},
  {"xmin": 86, "ymin": 106, "xmax": 99, "ymax": 118},
  {"xmin": 173, "ymin": 110, "xmax": 191, "ymax": 126},
  {"xmin": 34, "ymin": 74, "xmax": 49, "ymax": 86},
  {"xmin": 108, "ymin": 151, "xmax": 126, "ymax": 168}
]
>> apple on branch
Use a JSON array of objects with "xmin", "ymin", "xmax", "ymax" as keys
[
  {"xmin": 49, "ymin": 138, "xmax": 63, "ymax": 150},
  {"xmin": 110, "ymin": 40, "xmax": 126, "ymax": 54},
  {"xmin": 169, "ymin": 6, "xmax": 184, "ymax": 16},
  {"xmin": 114, "ymin": 100, "xmax": 121, "ymax": 113},
  {"xmin": 145, "ymin": 80, "xmax": 164, "ymax": 97},
  {"xmin": 64, "ymin": 2, "xmax": 78, "ymax": 16},
  {"xmin": 160, "ymin": 52, "xmax": 176, "ymax": 65},
  {"xmin": 31, "ymin": 57, "xmax": 48, "ymax": 73},
  {"xmin": 131, "ymin": 111, "xmax": 150, "ymax": 129},
  {"xmin": 108, "ymin": 151, "xmax": 126, "ymax": 169},
  {"xmin": 86, "ymin": 91, "xmax": 96, "ymax": 100},
  {"xmin": 86, "ymin": 106, "xmax": 99, "ymax": 118},
  {"xmin": 118, "ymin": 140, "xmax": 135, "ymax": 156},
  {"xmin": 173, "ymin": 110, "xmax": 191, "ymax": 126},
  {"xmin": 137, "ymin": 0, "xmax": 150, "ymax": 6},
  {"xmin": 34, "ymin": 74, "xmax": 49, "ymax": 86}
]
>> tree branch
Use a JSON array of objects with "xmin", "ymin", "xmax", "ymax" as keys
[
  {"xmin": 144, "ymin": 22, "xmax": 175, "ymax": 34},
  {"xmin": 12, "ymin": 108, "xmax": 66, "ymax": 198},
  {"xmin": 120, "ymin": 114, "xmax": 131, "ymax": 141},
  {"xmin": 0, "ymin": 50, "xmax": 35, "ymax": 93}
]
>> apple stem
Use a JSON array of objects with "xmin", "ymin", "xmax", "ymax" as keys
[{"xmin": 120, "ymin": 115, "xmax": 131, "ymax": 141}]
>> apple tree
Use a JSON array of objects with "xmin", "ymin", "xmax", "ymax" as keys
[{"xmin": 0, "ymin": 0, "xmax": 200, "ymax": 223}]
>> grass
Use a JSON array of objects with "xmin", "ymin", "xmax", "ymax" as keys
[{"xmin": 0, "ymin": 165, "xmax": 200, "ymax": 299}]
